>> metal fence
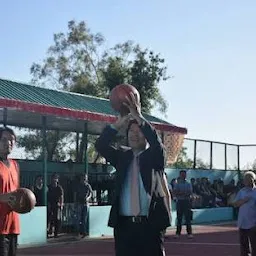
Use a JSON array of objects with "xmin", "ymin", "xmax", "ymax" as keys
[{"xmin": 183, "ymin": 138, "xmax": 256, "ymax": 171}]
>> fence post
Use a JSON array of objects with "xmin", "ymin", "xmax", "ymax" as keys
[
  {"xmin": 193, "ymin": 140, "xmax": 197, "ymax": 169},
  {"xmin": 210, "ymin": 142, "xmax": 213, "ymax": 169},
  {"xmin": 237, "ymin": 145, "xmax": 241, "ymax": 180},
  {"xmin": 42, "ymin": 116, "xmax": 48, "ymax": 206},
  {"xmin": 224, "ymin": 144, "xmax": 227, "ymax": 170}
]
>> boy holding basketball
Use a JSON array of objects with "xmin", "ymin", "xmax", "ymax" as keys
[{"xmin": 0, "ymin": 127, "xmax": 20, "ymax": 256}]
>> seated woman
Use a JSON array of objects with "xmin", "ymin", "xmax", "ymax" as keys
[
  {"xmin": 199, "ymin": 178, "xmax": 215, "ymax": 208},
  {"xmin": 190, "ymin": 178, "xmax": 202, "ymax": 208}
]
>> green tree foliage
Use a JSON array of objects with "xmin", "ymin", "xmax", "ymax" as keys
[
  {"xmin": 172, "ymin": 147, "xmax": 210, "ymax": 169},
  {"xmin": 20, "ymin": 20, "xmax": 170, "ymax": 161}
]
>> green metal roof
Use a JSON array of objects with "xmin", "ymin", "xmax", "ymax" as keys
[{"xmin": 0, "ymin": 78, "xmax": 187, "ymax": 133}]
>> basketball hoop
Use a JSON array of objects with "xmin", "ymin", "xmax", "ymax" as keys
[{"xmin": 163, "ymin": 131, "xmax": 185, "ymax": 165}]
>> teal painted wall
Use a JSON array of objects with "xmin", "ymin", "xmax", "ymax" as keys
[
  {"xmin": 89, "ymin": 205, "xmax": 113, "ymax": 237},
  {"xmin": 88, "ymin": 206, "xmax": 234, "ymax": 237},
  {"xmin": 18, "ymin": 206, "xmax": 47, "ymax": 246},
  {"xmin": 191, "ymin": 207, "xmax": 233, "ymax": 224}
]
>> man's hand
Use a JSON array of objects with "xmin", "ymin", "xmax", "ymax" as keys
[
  {"xmin": 233, "ymin": 196, "xmax": 251, "ymax": 208},
  {"xmin": 58, "ymin": 202, "xmax": 63, "ymax": 210},
  {"xmin": 243, "ymin": 196, "xmax": 251, "ymax": 203},
  {"xmin": 0, "ymin": 193, "xmax": 16, "ymax": 209},
  {"xmin": 124, "ymin": 92, "xmax": 143, "ymax": 125}
]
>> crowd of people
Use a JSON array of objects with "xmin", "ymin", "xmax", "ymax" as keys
[
  {"xmin": 169, "ymin": 169, "xmax": 256, "ymax": 256},
  {"xmin": 30, "ymin": 172, "xmax": 93, "ymax": 239},
  {"xmin": 169, "ymin": 176, "xmax": 243, "ymax": 209}
]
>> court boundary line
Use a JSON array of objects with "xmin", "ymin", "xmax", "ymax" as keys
[
  {"xmin": 85, "ymin": 239, "xmax": 240, "ymax": 246},
  {"xmin": 165, "ymin": 241, "xmax": 239, "ymax": 246}
]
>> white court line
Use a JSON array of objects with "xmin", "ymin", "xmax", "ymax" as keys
[
  {"xmin": 84, "ymin": 239, "xmax": 240, "ymax": 247},
  {"xmin": 165, "ymin": 241, "xmax": 239, "ymax": 246}
]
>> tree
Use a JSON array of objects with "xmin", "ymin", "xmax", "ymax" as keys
[
  {"xmin": 17, "ymin": 130, "xmax": 71, "ymax": 161},
  {"xmin": 101, "ymin": 43, "xmax": 169, "ymax": 113},
  {"xmin": 30, "ymin": 20, "xmax": 106, "ymax": 96},
  {"xmin": 172, "ymin": 147, "xmax": 210, "ymax": 169},
  {"xmin": 20, "ymin": 20, "xmax": 169, "ymax": 161},
  {"xmin": 227, "ymin": 165, "xmax": 239, "ymax": 170},
  {"xmin": 195, "ymin": 159, "xmax": 210, "ymax": 169},
  {"xmin": 172, "ymin": 147, "xmax": 194, "ymax": 169}
]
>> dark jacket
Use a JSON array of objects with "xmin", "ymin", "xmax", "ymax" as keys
[{"xmin": 95, "ymin": 120, "xmax": 171, "ymax": 231}]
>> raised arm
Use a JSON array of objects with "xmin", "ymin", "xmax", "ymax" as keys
[
  {"xmin": 139, "ymin": 119, "xmax": 165, "ymax": 169},
  {"xmin": 123, "ymin": 93, "xmax": 165, "ymax": 169},
  {"xmin": 95, "ymin": 115, "xmax": 131, "ymax": 167}
]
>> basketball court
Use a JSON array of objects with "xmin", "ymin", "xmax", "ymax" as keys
[{"xmin": 18, "ymin": 223, "xmax": 240, "ymax": 256}]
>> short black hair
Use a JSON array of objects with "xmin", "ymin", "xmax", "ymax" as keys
[
  {"xmin": 80, "ymin": 173, "xmax": 88, "ymax": 178},
  {"xmin": 0, "ymin": 126, "xmax": 16, "ymax": 141},
  {"xmin": 35, "ymin": 175, "xmax": 43, "ymax": 180},
  {"xmin": 126, "ymin": 119, "xmax": 139, "ymax": 145},
  {"xmin": 51, "ymin": 173, "xmax": 59, "ymax": 179}
]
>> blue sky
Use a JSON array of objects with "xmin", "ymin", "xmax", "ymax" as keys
[{"xmin": 1, "ymin": 0, "xmax": 256, "ymax": 166}]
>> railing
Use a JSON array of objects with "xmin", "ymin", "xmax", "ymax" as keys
[{"xmin": 180, "ymin": 138, "xmax": 256, "ymax": 171}]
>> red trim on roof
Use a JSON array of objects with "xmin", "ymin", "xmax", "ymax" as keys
[{"xmin": 0, "ymin": 98, "xmax": 187, "ymax": 134}]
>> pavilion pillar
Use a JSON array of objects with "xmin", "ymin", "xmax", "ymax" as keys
[
  {"xmin": 3, "ymin": 108, "xmax": 7, "ymax": 127},
  {"xmin": 42, "ymin": 116, "xmax": 48, "ymax": 206},
  {"xmin": 83, "ymin": 122, "xmax": 88, "ymax": 174}
]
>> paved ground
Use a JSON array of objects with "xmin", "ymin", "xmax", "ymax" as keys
[{"xmin": 18, "ymin": 223, "xmax": 240, "ymax": 256}]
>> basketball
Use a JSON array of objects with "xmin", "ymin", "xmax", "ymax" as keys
[
  {"xmin": 11, "ymin": 188, "xmax": 37, "ymax": 214},
  {"xmin": 109, "ymin": 84, "xmax": 140, "ymax": 115}
]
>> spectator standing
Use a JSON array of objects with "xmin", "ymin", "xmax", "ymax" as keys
[{"xmin": 173, "ymin": 170, "xmax": 193, "ymax": 238}]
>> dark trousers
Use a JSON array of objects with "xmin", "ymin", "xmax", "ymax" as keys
[
  {"xmin": 47, "ymin": 205, "xmax": 61, "ymax": 236},
  {"xmin": 176, "ymin": 199, "xmax": 192, "ymax": 235},
  {"xmin": 239, "ymin": 228, "xmax": 256, "ymax": 256},
  {"xmin": 114, "ymin": 218, "xmax": 165, "ymax": 256},
  {"xmin": 233, "ymin": 207, "xmax": 239, "ymax": 220},
  {"xmin": 0, "ymin": 235, "xmax": 17, "ymax": 256},
  {"xmin": 76, "ymin": 204, "xmax": 88, "ymax": 235}
]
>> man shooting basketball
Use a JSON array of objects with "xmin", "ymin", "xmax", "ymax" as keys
[
  {"xmin": 95, "ymin": 93, "xmax": 171, "ymax": 256},
  {"xmin": 0, "ymin": 127, "xmax": 20, "ymax": 256}
]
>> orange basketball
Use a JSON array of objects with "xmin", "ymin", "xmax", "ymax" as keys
[
  {"xmin": 12, "ymin": 188, "xmax": 37, "ymax": 214},
  {"xmin": 109, "ymin": 84, "xmax": 140, "ymax": 116}
]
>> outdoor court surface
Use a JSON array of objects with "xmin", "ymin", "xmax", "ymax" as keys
[{"xmin": 18, "ymin": 223, "xmax": 240, "ymax": 256}]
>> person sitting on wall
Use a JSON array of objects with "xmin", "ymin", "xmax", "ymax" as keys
[
  {"xmin": 190, "ymin": 178, "xmax": 202, "ymax": 208},
  {"xmin": 215, "ymin": 179, "xmax": 227, "ymax": 206},
  {"xmin": 198, "ymin": 177, "xmax": 212, "ymax": 207}
]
